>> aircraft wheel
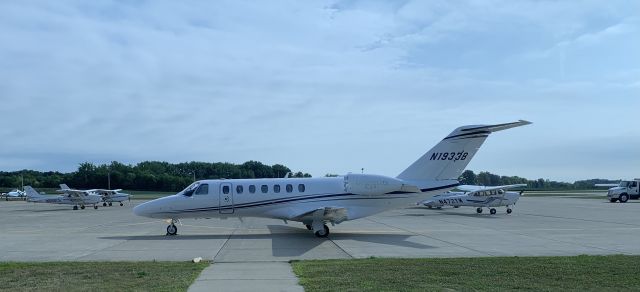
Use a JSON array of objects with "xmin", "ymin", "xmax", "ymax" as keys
[
  {"xmin": 506, "ymin": 208, "xmax": 512, "ymax": 214},
  {"xmin": 476, "ymin": 207, "xmax": 483, "ymax": 214},
  {"xmin": 120, "ymin": 202, "xmax": 124, "ymax": 206},
  {"xmin": 73, "ymin": 205, "xmax": 78, "ymax": 210},
  {"xmin": 490, "ymin": 208, "xmax": 497, "ymax": 215},
  {"xmin": 166, "ymin": 224, "xmax": 178, "ymax": 236},
  {"xmin": 305, "ymin": 224, "xmax": 312, "ymax": 230},
  {"xmin": 80, "ymin": 205, "xmax": 85, "ymax": 210},
  {"xmin": 619, "ymin": 194, "xmax": 629, "ymax": 203},
  {"xmin": 314, "ymin": 225, "xmax": 330, "ymax": 238},
  {"xmin": 108, "ymin": 202, "xmax": 113, "ymax": 206},
  {"xmin": 454, "ymin": 206, "xmax": 460, "ymax": 208},
  {"xmin": 94, "ymin": 205, "xmax": 98, "ymax": 210}
]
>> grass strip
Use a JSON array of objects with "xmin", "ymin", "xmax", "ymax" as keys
[
  {"xmin": 292, "ymin": 255, "xmax": 640, "ymax": 292},
  {"xmin": 0, "ymin": 261, "xmax": 208, "ymax": 292}
]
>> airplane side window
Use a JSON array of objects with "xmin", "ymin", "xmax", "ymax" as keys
[
  {"xmin": 274, "ymin": 185, "xmax": 281, "ymax": 193},
  {"xmin": 298, "ymin": 184, "xmax": 305, "ymax": 192},
  {"xmin": 261, "ymin": 185, "xmax": 268, "ymax": 193},
  {"xmin": 286, "ymin": 184, "xmax": 293, "ymax": 193},
  {"xmin": 236, "ymin": 185, "xmax": 243, "ymax": 194},
  {"xmin": 222, "ymin": 186, "xmax": 230, "ymax": 195},
  {"xmin": 195, "ymin": 184, "xmax": 209, "ymax": 195},
  {"xmin": 249, "ymin": 185, "xmax": 256, "ymax": 193}
]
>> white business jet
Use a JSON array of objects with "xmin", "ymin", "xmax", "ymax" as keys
[
  {"xmin": 134, "ymin": 120, "xmax": 531, "ymax": 237},
  {"xmin": 25, "ymin": 185, "xmax": 102, "ymax": 210},
  {"xmin": 420, "ymin": 184, "xmax": 526, "ymax": 214}
]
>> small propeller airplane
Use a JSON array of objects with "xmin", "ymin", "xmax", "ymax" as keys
[
  {"xmin": 92, "ymin": 189, "xmax": 131, "ymax": 207},
  {"xmin": 25, "ymin": 185, "xmax": 102, "ymax": 210},
  {"xmin": 420, "ymin": 184, "xmax": 527, "ymax": 214},
  {"xmin": 134, "ymin": 120, "xmax": 531, "ymax": 237},
  {"xmin": 2, "ymin": 189, "xmax": 26, "ymax": 200}
]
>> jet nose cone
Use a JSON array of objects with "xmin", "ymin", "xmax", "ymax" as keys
[{"xmin": 133, "ymin": 202, "xmax": 151, "ymax": 217}]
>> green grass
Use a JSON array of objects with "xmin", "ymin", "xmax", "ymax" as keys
[
  {"xmin": 0, "ymin": 261, "xmax": 208, "ymax": 292},
  {"xmin": 292, "ymin": 255, "xmax": 640, "ymax": 292}
]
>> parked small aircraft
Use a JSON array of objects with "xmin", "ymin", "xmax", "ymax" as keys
[
  {"xmin": 93, "ymin": 189, "xmax": 131, "ymax": 206},
  {"xmin": 3, "ymin": 189, "xmax": 26, "ymax": 200},
  {"xmin": 420, "ymin": 184, "xmax": 527, "ymax": 214},
  {"xmin": 25, "ymin": 186, "xmax": 102, "ymax": 210},
  {"xmin": 134, "ymin": 120, "xmax": 531, "ymax": 237}
]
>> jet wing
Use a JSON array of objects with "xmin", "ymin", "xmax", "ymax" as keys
[{"xmin": 289, "ymin": 207, "xmax": 349, "ymax": 224}]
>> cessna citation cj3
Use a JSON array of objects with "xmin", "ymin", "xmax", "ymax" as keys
[{"xmin": 134, "ymin": 120, "xmax": 531, "ymax": 237}]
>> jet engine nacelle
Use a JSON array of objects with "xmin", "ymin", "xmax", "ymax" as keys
[{"xmin": 344, "ymin": 174, "xmax": 409, "ymax": 196}]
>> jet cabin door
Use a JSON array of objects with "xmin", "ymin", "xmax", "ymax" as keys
[{"xmin": 219, "ymin": 182, "xmax": 234, "ymax": 214}]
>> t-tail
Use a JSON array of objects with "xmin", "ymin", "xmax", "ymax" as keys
[{"xmin": 397, "ymin": 120, "xmax": 531, "ymax": 182}]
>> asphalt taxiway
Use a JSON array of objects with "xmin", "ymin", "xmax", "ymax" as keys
[{"xmin": 1, "ymin": 196, "xmax": 639, "ymax": 262}]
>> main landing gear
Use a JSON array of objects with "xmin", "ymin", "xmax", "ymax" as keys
[
  {"xmin": 305, "ymin": 223, "xmax": 329, "ymax": 237},
  {"xmin": 476, "ymin": 207, "xmax": 483, "ymax": 214},
  {"xmin": 73, "ymin": 205, "xmax": 78, "ymax": 210},
  {"xmin": 490, "ymin": 208, "xmax": 497, "ymax": 215},
  {"xmin": 166, "ymin": 220, "xmax": 178, "ymax": 236}
]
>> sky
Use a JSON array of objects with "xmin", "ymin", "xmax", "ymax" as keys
[{"xmin": 0, "ymin": 0, "xmax": 638, "ymax": 182}]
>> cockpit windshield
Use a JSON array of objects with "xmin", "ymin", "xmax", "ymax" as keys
[{"xmin": 178, "ymin": 182, "xmax": 200, "ymax": 197}]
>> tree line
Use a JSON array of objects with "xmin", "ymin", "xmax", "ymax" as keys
[
  {"xmin": 0, "ymin": 161, "xmax": 311, "ymax": 192},
  {"xmin": 458, "ymin": 170, "xmax": 620, "ymax": 190},
  {"xmin": 0, "ymin": 162, "xmax": 620, "ymax": 192}
]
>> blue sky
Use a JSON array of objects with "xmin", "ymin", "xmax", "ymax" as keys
[{"xmin": 0, "ymin": 0, "xmax": 638, "ymax": 182}]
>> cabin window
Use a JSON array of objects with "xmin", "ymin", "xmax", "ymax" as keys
[
  {"xmin": 249, "ymin": 185, "xmax": 256, "ymax": 193},
  {"xmin": 236, "ymin": 185, "xmax": 243, "ymax": 194},
  {"xmin": 261, "ymin": 185, "xmax": 268, "ymax": 193},
  {"xmin": 298, "ymin": 184, "xmax": 305, "ymax": 192},
  {"xmin": 195, "ymin": 184, "xmax": 209, "ymax": 195},
  {"xmin": 286, "ymin": 184, "xmax": 293, "ymax": 193},
  {"xmin": 222, "ymin": 185, "xmax": 230, "ymax": 195},
  {"xmin": 274, "ymin": 185, "xmax": 281, "ymax": 193}
]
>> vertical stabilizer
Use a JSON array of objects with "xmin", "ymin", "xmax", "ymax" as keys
[{"xmin": 397, "ymin": 120, "xmax": 531, "ymax": 181}]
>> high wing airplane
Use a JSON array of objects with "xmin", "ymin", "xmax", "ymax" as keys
[
  {"xmin": 134, "ymin": 120, "xmax": 531, "ymax": 237},
  {"xmin": 3, "ymin": 189, "xmax": 26, "ymax": 200},
  {"xmin": 25, "ymin": 186, "xmax": 102, "ymax": 210},
  {"xmin": 92, "ymin": 189, "xmax": 131, "ymax": 206},
  {"xmin": 420, "ymin": 184, "xmax": 527, "ymax": 214}
]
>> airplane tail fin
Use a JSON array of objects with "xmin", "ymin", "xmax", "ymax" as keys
[
  {"xmin": 25, "ymin": 186, "xmax": 44, "ymax": 199},
  {"xmin": 397, "ymin": 120, "xmax": 531, "ymax": 181},
  {"xmin": 60, "ymin": 184, "xmax": 70, "ymax": 190}
]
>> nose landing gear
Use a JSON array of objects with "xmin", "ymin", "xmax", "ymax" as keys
[{"xmin": 166, "ymin": 219, "xmax": 178, "ymax": 236}]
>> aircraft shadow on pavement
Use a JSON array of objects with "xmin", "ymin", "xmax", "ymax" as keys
[
  {"xmin": 10, "ymin": 208, "xmax": 79, "ymax": 213},
  {"xmin": 100, "ymin": 224, "xmax": 434, "ymax": 257}
]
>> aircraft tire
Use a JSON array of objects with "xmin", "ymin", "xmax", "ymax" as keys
[
  {"xmin": 305, "ymin": 224, "xmax": 312, "ymax": 230},
  {"xmin": 120, "ymin": 203, "xmax": 124, "ymax": 206},
  {"xmin": 619, "ymin": 194, "xmax": 629, "ymax": 203},
  {"xmin": 80, "ymin": 205, "xmax": 85, "ymax": 210},
  {"xmin": 490, "ymin": 208, "xmax": 497, "ymax": 215},
  {"xmin": 166, "ymin": 224, "xmax": 178, "ymax": 236},
  {"xmin": 73, "ymin": 205, "xmax": 78, "ymax": 210},
  {"xmin": 476, "ymin": 208, "xmax": 483, "ymax": 214},
  {"xmin": 94, "ymin": 205, "xmax": 98, "ymax": 210},
  {"xmin": 103, "ymin": 202, "xmax": 107, "ymax": 207},
  {"xmin": 506, "ymin": 208, "xmax": 512, "ymax": 214},
  {"xmin": 314, "ymin": 225, "xmax": 329, "ymax": 238},
  {"xmin": 108, "ymin": 202, "xmax": 112, "ymax": 206}
]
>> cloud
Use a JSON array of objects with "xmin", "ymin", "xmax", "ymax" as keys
[{"xmin": 0, "ymin": 0, "xmax": 638, "ymax": 182}]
